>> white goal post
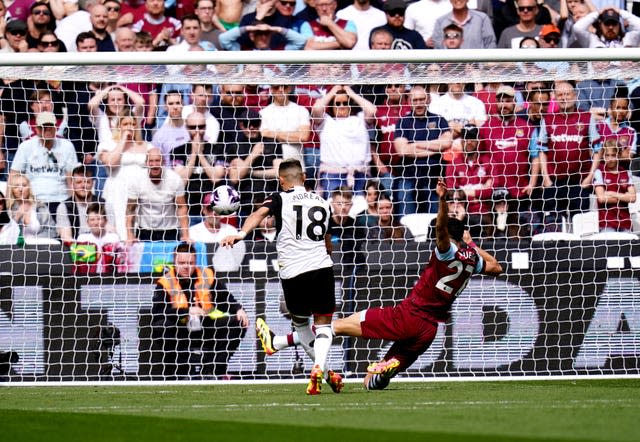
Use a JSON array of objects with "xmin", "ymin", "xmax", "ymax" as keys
[{"xmin": 1, "ymin": 49, "xmax": 640, "ymax": 384}]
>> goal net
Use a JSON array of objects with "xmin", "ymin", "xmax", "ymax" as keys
[{"xmin": 1, "ymin": 49, "xmax": 640, "ymax": 383}]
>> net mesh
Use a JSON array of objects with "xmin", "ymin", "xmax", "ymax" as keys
[{"xmin": 1, "ymin": 53, "xmax": 640, "ymax": 382}]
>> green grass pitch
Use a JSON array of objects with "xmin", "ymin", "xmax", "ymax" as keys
[{"xmin": 1, "ymin": 378, "xmax": 639, "ymax": 442}]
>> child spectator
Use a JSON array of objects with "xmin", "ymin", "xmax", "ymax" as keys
[
  {"xmin": 73, "ymin": 202, "xmax": 123, "ymax": 273},
  {"xmin": 593, "ymin": 140, "xmax": 636, "ymax": 232}
]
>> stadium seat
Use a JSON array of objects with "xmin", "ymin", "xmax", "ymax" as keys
[
  {"xmin": 572, "ymin": 211, "xmax": 599, "ymax": 237},
  {"xmin": 400, "ymin": 213, "xmax": 437, "ymax": 242},
  {"xmin": 531, "ymin": 232, "xmax": 580, "ymax": 241}
]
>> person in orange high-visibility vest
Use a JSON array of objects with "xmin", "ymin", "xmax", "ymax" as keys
[{"xmin": 152, "ymin": 242, "xmax": 249, "ymax": 379}]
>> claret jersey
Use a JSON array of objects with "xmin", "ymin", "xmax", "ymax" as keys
[
  {"xmin": 262, "ymin": 186, "xmax": 333, "ymax": 279},
  {"xmin": 406, "ymin": 242, "xmax": 485, "ymax": 322}
]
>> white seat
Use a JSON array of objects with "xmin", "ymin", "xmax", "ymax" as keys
[
  {"xmin": 587, "ymin": 232, "xmax": 639, "ymax": 240},
  {"xmin": 531, "ymin": 232, "xmax": 581, "ymax": 242},
  {"xmin": 572, "ymin": 211, "xmax": 599, "ymax": 237},
  {"xmin": 400, "ymin": 213, "xmax": 437, "ymax": 242}
]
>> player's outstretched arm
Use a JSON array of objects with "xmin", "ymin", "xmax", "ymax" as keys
[
  {"xmin": 435, "ymin": 180, "xmax": 451, "ymax": 254},
  {"xmin": 220, "ymin": 206, "xmax": 270, "ymax": 247}
]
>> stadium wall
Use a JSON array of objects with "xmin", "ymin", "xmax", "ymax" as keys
[{"xmin": 1, "ymin": 241, "xmax": 639, "ymax": 382}]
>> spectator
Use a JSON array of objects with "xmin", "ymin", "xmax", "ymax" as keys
[
  {"xmin": 519, "ymin": 35, "xmax": 539, "ymax": 48},
  {"xmin": 329, "ymin": 186, "xmax": 365, "ymax": 273},
  {"xmin": 576, "ymin": 69, "xmax": 626, "ymax": 118},
  {"xmin": 126, "ymin": 147, "xmax": 190, "ymax": 242},
  {"xmin": 131, "ymin": 0, "xmax": 181, "ymax": 48},
  {"xmin": 35, "ymin": 31, "xmax": 66, "ymax": 52},
  {"xmin": 3, "ymin": 0, "xmax": 31, "ymax": 21},
  {"xmin": 152, "ymin": 90, "xmax": 190, "ymax": 165},
  {"xmin": 134, "ymin": 29, "xmax": 153, "ymax": 50},
  {"xmin": 194, "ymin": 0, "xmax": 222, "ymax": 48},
  {"xmin": 572, "ymin": 7, "xmax": 640, "ymax": 48},
  {"xmin": 166, "ymin": 15, "xmax": 216, "ymax": 75},
  {"xmin": 26, "ymin": 1, "xmax": 57, "ymax": 50},
  {"xmin": 367, "ymin": 193, "xmax": 411, "ymax": 240},
  {"xmin": 7, "ymin": 173, "xmax": 57, "ymax": 240},
  {"xmin": 494, "ymin": 0, "xmax": 555, "ymax": 40},
  {"xmin": 300, "ymin": 0, "xmax": 357, "ymax": 50},
  {"xmin": 595, "ymin": 93, "xmax": 636, "ymax": 165},
  {"xmin": 558, "ymin": 0, "xmax": 596, "ymax": 48},
  {"xmin": 369, "ymin": 0, "xmax": 426, "ymax": 50},
  {"xmin": 445, "ymin": 124, "xmax": 493, "ymax": 238},
  {"xmin": 10, "ymin": 112, "xmax": 79, "ymax": 216},
  {"xmin": 171, "ymin": 111, "xmax": 226, "ymax": 220},
  {"xmin": 238, "ymin": 0, "xmax": 301, "ymax": 49},
  {"xmin": 355, "ymin": 179, "xmax": 385, "ymax": 227},
  {"xmin": 430, "ymin": 82, "xmax": 487, "ymax": 143},
  {"xmin": 189, "ymin": 193, "xmax": 246, "ymax": 272},
  {"xmin": 114, "ymin": 26, "xmax": 135, "ymax": 51},
  {"xmin": 56, "ymin": 166, "xmax": 103, "ymax": 242},
  {"xmin": 88, "ymin": 84, "xmax": 145, "ymax": 144},
  {"xmin": 87, "ymin": 3, "xmax": 115, "ymax": 51},
  {"xmin": 336, "ymin": 0, "xmax": 386, "ymax": 51},
  {"xmin": 211, "ymin": 83, "xmax": 248, "ymax": 147},
  {"xmin": 219, "ymin": 19, "xmax": 308, "ymax": 50},
  {"xmin": 152, "ymin": 242, "xmax": 249, "ymax": 378},
  {"xmin": 181, "ymin": 84, "xmax": 220, "ymax": 144},
  {"xmin": 593, "ymin": 140, "xmax": 636, "ymax": 232},
  {"xmin": 368, "ymin": 26, "xmax": 392, "ymax": 48},
  {"xmin": 439, "ymin": 23, "xmax": 464, "ymax": 49},
  {"xmin": 98, "ymin": 114, "xmax": 152, "ymax": 240},
  {"xmin": 0, "ymin": 191, "xmax": 20, "ymax": 245},
  {"xmin": 74, "ymin": 202, "xmax": 123, "ymax": 273},
  {"xmin": 18, "ymin": 88, "xmax": 67, "ymax": 142},
  {"xmin": 0, "ymin": 19, "xmax": 28, "ymax": 53},
  {"xmin": 498, "ymin": 0, "xmax": 542, "ymax": 48},
  {"xmin": 260, "ymin": 84, "xmax": 310, "ymax": 165},
  {"xmin": 372, "ymin": 83, "xmax": 410, "ymax": 193},
  {"xmin": 54, "ymin": 0, "xmax": 97, "ymax": 51},
  {"xmin": 75, "ymin": 30, "xmax": 97, "ymax": 51},
  {"xmin": 538, "ymin": 80, "xmax": 595, "ymax": 231},
  {"xmin": 394, "ymin": 84, "xmax": 452, "ymax": 215},
  {"xmin": 214, "ymin": 0, "xmax": 243, "ymax": 31},
  {"xmin": 404, "ymin": 0, "xmax": 452, "ymax": 48},
  {"xmin": 312, "ymin": 85, "xmax": 376, "ymax": 197},
  {"xmin": 103, "ymin": 0, "xmax": 121, "ymax": 36},
  {"xmin": 432, "ymin": 0, "xmax": 495, "ymax": 49},
  {"xmin": 478, "ymin": 85, "xmax": 538, "ymax": 238}
]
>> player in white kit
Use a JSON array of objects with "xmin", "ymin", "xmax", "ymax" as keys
[{"xmin": 220, "ymin": 159, "xmax": 343, "ymax": 395}]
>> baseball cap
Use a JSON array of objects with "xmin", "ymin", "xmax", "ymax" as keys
[
  {"xmin": 539, "ymin": 24, "xmax": 561, "ymax": 37},
  {"xmin": 383, "ymin": 0, "xmax": 406, "ymax": 12},
  {"xmin": 599, "ymin": 9, "xmax": 620, "ymax": 24},
  {"xmin": 496, "ymin": 85, "xmax": 516, "ymax": 97},
  {"xmin": 5, "ymin": 20, "xmax": 28, "ymax": 34},
  {"xmin": 461, "ymin": 124, "xmax": 479, "ymax": 140},
  {"xmin": 36, "ymin": 112, "xmax": 56, "ymax": 126}
]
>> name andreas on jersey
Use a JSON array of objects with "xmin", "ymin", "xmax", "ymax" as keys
[{"xmin": 263, "ymin": 186, "xmax": 333, "ymax": 280}]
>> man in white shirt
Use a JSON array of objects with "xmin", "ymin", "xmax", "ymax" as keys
[
  {"xmin": 336, "ymin": 0, "xmax": 386, "ymax": 51},
  {"xmin": 189, "ymin": 193, "xmax": 246, "ymax": 272},
  {"xmin": 259, "ymin": 84, "xmax": 311, "ymax": 165},
  {"xmin": 10, "ymin": 112, "xmax": 79, "ymax": 214},
  {"xmin": 166, "ymin": 14, "xmax": 216, "ymax": 75},
  {"xmin": 404, "ymin": 0, "xmax": 452, "ymax": 47},
  {"xmin": 429, "ymin": 82, "xmax": 487, "ymax": 138},
  {"xmin": 152, "ymin": 91, "xmax": 190, "ymax": 165}
]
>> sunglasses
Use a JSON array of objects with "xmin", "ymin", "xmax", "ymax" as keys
[
  {"xmin": 32, "ymin": 8, "xmax": 51, "ymax": 15},
  {"xmin": 187, "ymin": 124, "xmax": 206, "ymax": 130},
  {"xmin": 8, "ymin": 29, "xmax": 27, "ymax": 36},
  {"xmin": 39, "ymin": 40, "xmax": 59, "ymax": 47},
  {"xmin": 543, "ymin": 36, "xmax": 560, "ymax": 44},
  {"xmin": 280, "ymin": 1, "xmax": 296, "ymax": 6},
  {"xmin": 386, "ymin": 84, "xmax": 402, "ymax": 89},
  {"xmin": 334, "ymin": 100, "xmax": 350, "ymax": 106},
  {"xmin": 444, "ymin": 32, "xmax": 461, "ymax": 39},
  {"xmin": 224, "ymin": 90, "xmax": 244, "ymax": 95},
  {"xmin": 106, "ymin": 6, "xmax": 121, "ymax": 11},
  {"xmin": 517, "ymin": 5, "xmax": 536, "ymax": 11},
  {"xmin": 386, "ymin": 9, "xmax": 404, "ymax": 16}
]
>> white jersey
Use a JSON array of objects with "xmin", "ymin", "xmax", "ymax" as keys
[{"xmin": 263, "ymin": 186, "xmax": 333, "ymax": 279}]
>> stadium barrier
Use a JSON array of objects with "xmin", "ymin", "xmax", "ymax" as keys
[{"xmin": 1, "ymin": 240, "xmax": 639, "ymax": 382}]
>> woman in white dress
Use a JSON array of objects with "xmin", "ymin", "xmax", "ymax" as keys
[{"xmin": 98, "ymin": 115, "xmax": 152, "ymax": 240}]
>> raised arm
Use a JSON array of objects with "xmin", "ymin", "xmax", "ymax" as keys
[
  {"xmin": 435, "ymin": 179, "xmax": 451, "ymax": 254},
  {"xmin": 344, "ymin": 86, "xmax": 377, "ymax": 124}
]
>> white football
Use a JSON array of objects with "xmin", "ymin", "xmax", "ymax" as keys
[{"xmin": 210, "ymin": 185, "xmax": 241, "ymax": 215}]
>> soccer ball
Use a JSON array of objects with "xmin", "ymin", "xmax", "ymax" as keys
[{"xmin": 210, "ymin": 185, "xmax": 241, "ymax": 215}]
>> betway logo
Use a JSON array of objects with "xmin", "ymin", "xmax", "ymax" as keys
[
  {"xmin": 495, "ymin": 137, "xmax": 518, "ymax": 150},
  {"xmin": 550, "ymin": 134, "xmax": 583, "ymax": 143}
]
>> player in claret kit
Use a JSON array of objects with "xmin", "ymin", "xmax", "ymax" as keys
[
  {"xmin": 220, "ymin": 158, "xmax": 343, "ymax": 395},
  {"xmin": 256, "ymin": 180, "xmax": 503, "ymax": 390}
]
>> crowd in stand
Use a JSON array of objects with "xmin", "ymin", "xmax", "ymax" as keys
[{"xmin": 0, "ymin": 0, "xmax": 639, "ymax": 262}]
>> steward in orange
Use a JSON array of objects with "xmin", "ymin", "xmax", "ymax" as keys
[{"xmin": 151, "ymin": 243, "xmax": 249, "ymax": 379}]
